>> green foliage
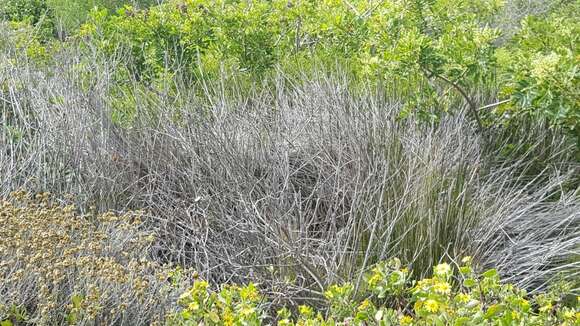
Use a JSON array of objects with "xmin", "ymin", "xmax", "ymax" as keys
[
  {"xmin": 0, "ymin": 0, "xmax": 55, "ymax": 40},
  {"xmin": 0, "ymin": 20, "xmax": 54, "ymax": 64},
  {"xmin": 170, "ymin": 257, "xmax": 579, "ymax": 325},
  {"xmin": 107, "ymin": 2, "xmax": 213, "ymax": 78},
  {"xmin": 47, "ymin": 0, "xmax": 154, "ymax": 33},
  {"xmin": 68, "ymin": 0, "xmax": 578, "ymax": 138},
  {"xmin": 2, "ymin": 0, "xmax": 578, "ymax": 140},
  {"xmin": 497, "ymin": 3, "xmax": 580, "ymax": 142},
  {"xmin": 363, "ymin": 0, "xmax": 503, "ymax": 121},
  {"xmin": 0, "ymin": 0, "xmax": 155, "ymax": 38},
  {"xmin": 75, "ymin": 0, "xmax": 503, "ymax": 119},
  {"xmin": 167, "ymin": 280, "xmax": 264, "ymax": 325}
]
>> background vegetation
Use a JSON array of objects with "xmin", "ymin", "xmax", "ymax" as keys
[{"xmin": 0, "ymin": 0, "xmax": 578, "ymax": 324}]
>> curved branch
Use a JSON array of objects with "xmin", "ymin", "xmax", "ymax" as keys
[{"xmin": 422, "ymin": 67, "xmax": 484, "ymax": 133}]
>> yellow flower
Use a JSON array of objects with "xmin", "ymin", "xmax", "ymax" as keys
[
  {"xmin": 416, "ymin": 278, "xmax": 435, "ymax": 289},
  {"xmin": 433, "ymin": 281, "xmax": 451, "ymax": 294},
  {"xmin": 400, "ymin": 315, "xmax": 414, "ymax": 325},
  {"xmin": 519, "ymin": 298, "xmax": 530, "ymax": 310},
  {"xmin": 358, "ymin": 299, "xmax": 371, "ymax": 311},
  {"xmin": 434, "ymin": 263, "xmax": 451, "ymax": 278},
  {"xmin": 539, "ymin": 303, "xmax": 552, "ymax": 313},
  {"xmin": 187, "ymin": 302, "xmax": 199, "ymax": 311},
  {"xmin": 240, "ymin": 283, "xmax": 259, "ymax": 302},
  {"xmin": 193, "ymin": 280, "xmax": 209, "ymax": 292},
  {"xmin": 223, "ymin": 310, "xmax": 234, "ymax": 326},
  {"xmin": 424, "ymin": 299, "xmax": 439, "ymax": 313},
  {"xmin": 455, "ymin": 293, "xmax": 470, "ymax": 304},
  {"xmin": 299, "ymin": 305, "xmax": 314, "ymax": 317},
  {"xmin": 531, "ymin": 52, "xmax": 560, "ymax": 81},
  {"xmin": 368, "ymin": 273, "xmax": 382, "ymax": 286}
]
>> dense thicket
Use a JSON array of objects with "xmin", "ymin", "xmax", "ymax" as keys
[
  {"xmin": 2, "ymin": 0, "xmax": 577, "ymax": 140},
  {"xmin": 0, "ymin": 0, "xmax": 578, "ymax": 325}
]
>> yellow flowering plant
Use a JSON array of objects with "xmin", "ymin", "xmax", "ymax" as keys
[
  {"xmin": 167, "ymin": 281, "xmax": 264, "ymax": 326},
  {"xmin": 168, "ymin": 257, "xmax": 579, "ymax": 325}
]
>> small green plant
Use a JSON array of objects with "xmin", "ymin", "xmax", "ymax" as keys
[
  {"xmin": 169, "ymin": 257, "xmax": 579, "ymax": 325},
  {"xmin": 167, "ymin": 280, "xmax": 264, "ymax": 325}
]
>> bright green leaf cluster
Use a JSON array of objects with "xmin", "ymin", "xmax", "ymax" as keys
[
  {"xmin": 77, "ymin": 1, "xmax": 502, "ymax": 82},
  {"xmin": 167, "ymin": 280, "xmax": 264, "ymax": 325},
  {"xmin": 498, "ymin": 2, "xmax": 579, "ymax": 142},
  {"xmin": 2, "ymin": 0, "xmax": 578, "ymax": 141}
]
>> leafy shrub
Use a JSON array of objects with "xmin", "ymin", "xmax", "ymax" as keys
[
  {"xmin": 3, "ymin": 0, "xmax": 577, "ymax": 137},
  {"xmin": 0, "ymin": 191, "xmax": 188, "ymax": 325},
  {"xmin": 362, "ymin": 0, "xmax": 503, "ymax": 124},
  {"xmin": 72, "ymin": 0, "xmax": 578, "ymax": 139},
  {"xmin": 79, "ymin": 1, "xmax": 274, "ymax": 81},
  {"xmin": 167, "ymin": 281, "xmax": 264, "ymax": 325},
  {"xmin": 77, "ymin": 0, "xmax": 502, "ymax": 81},
  {"xmin": 0, "ymin": 0, "xmax": 55, "ymax": 40},
  {"xmin": 169, "ymin": 258, "xmax": 579, "ymax": 325},
  {"xmin": 47, "ymin": 0, "xmax": 155, "ymax": 34},
  {"xmin": 0, "ymin": 20, "xmax": 54, "ymax": 64},
  {"xmin": 497, "ymin": 2, "xmax": 580, "ymax": 143}
]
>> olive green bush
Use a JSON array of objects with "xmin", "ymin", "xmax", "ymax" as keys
[
  {"xmin": 168, "ymin": 258, "xmax": 579, "ymax": 325},
  {"xmin": 48, "ymin": 0, "xmax": 155, "ymax": 34},
  {"xmin": 0, "ymin": 0, "xmax": 155, "ymax": 39}
]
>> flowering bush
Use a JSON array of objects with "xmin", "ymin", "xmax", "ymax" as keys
[
  {"xmin": 167, "ymin": 280, "xmax": 264, "ymax": 325},
  {"xmin": 170, "ymin": 257, "xmax": 579, "ymax": 325},
  {"xmin": 0, "ymin": 191, "xmax": 187, "ymax": 325}
]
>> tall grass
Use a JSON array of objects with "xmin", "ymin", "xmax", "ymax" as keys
[{"xmin": 1, "ymin": 38, "xmax": 578, "ymax": 308}]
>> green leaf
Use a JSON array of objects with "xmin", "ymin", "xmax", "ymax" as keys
[
  {"xmin": 482, "ymin": 269, "xmax": 498, "ymax": 278},
  {"xmin": 71, "ymin": 294, "xmax": 83, "ymax": 309},
  {"xmin": 208, "ymin": 311, "xmax": 220, "ymax": 323},
  {"xmin": 484, "ymin": 304, "xmax": 504, "ymax": 319},
  {"xmin": 459, "ymin": 266, "xmax": 472, "ymax": 275},
  {"xmin": 453, "ymin": 317, "xmax": 470, "ymax": 326},
  {"xmin": 180, "ymin": 310, "xmax": 193, "ymax": 320},
  {"xmin": 463, "ymin": 278, "xmax": 477, "ymax": 288}
]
